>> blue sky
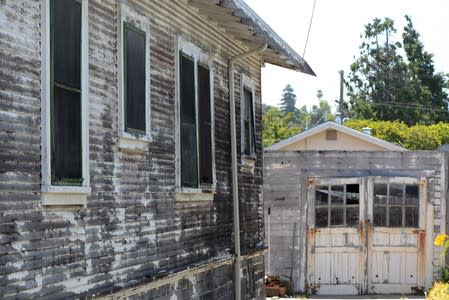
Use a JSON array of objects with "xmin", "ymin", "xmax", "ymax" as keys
[{"xmin": 245, "ymin": 0, "xmax": 449, "ymax": 111}]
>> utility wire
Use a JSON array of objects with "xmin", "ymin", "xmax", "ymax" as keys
[
  {"xmin": 302, "ymin": 0, "xmax": 317, "ymax": 59},
  {"xmin": 354, "ymin": 72, "xmax": 445, "ymax": 79},
  {"xmin": 360, "ymin": 100, "xmax": 449, "ymax": 113}
]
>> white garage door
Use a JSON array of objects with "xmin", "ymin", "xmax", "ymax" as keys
[{"xmin": 307, "ymin": 177, "xmax": 427, "ymax": 295}]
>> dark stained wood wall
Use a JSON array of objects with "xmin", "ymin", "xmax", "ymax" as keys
[{"xmin": 0, "ymin": 0, "xmax": 265, "ymax": 298}]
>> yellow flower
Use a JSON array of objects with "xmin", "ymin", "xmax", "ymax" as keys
[{"xmin": 434, "ymin": 234, "xmax": 449, "ymax": 246}]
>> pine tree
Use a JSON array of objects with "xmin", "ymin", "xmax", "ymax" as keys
[
  {"xmin": 279, "ymin": 84, "xmax": 297, "ymax": 114},
  {"xmin": 347, "ymin": 16, "xmax": 449, "ymax": 125},
  {"xmin": 402, "ymin": 15, "xmax": 449, "ymax": 123}
]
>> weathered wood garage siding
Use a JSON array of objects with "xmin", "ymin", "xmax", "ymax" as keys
[
  {"xmin": 0, "ymin": 0, "xmax": 265, "ymax": 298},
  {"xmin": 263, "ymin": 151, "xmax": 448, "ymax": 292}
]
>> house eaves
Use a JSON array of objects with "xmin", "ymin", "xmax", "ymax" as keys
[
  {"xmin": 187, "ymin": 0, "xmax": 316, "ymax": 76},
  {"xmin": 266, "ymin": 121, "xmax": 407, "ymax": 151}
]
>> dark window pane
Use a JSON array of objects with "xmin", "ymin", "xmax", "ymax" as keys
[
  {"xmin": 330, "ymin": 207, "xmax": 344, "ymax": 226},
  {"xmin": 53, "ymin": 0, "xmax": 81, "ymax": 89},
  {"xmin": 405, "ymin": 206, "xmax": 419, "ymax": 227},
  {"xmin": 198, "ymin": 64, "xmax": 212, "ymax": 186},
  {"xmin": 389, "ymin": 206, "xmax": 403, "ymax": 227},
  {"xmin": 181, "ymin": 123, "xmax": 198, "ymax": 187},
  {"xmin": 346, "ymin": 207, "xmax": 359, "ymax": 226},
  {"xmin": 346, "ymin": 184, "xmax": 360, "ymax": 205},
  {"xmin": 373, "ymin": 206, "xmax": 387, "ymax": 226},
  {"xmin": 180, "ymin": 54, "xmax": 196, "ymax": 123},
  {"xmin": 315, "ymin": 208, "xmax": 328, "ymax": 227},
  {"xmin": 243, "ymin": 88, "xmax": 255, "ymax": 155},
  {"xmin": 405, "ymin": 185, "xmax": 419, "ymax": 205},
  {"xmin": 53, "ymin": 86, "xmax": 82, "ymax": 181},
  {"xmin": 315, "ymin": 186, "xmax": 328, "ymax": 206},
  {"xmin": 180, "ymin": 54, "xmax": 198, "ymax": 187},
  {"xmin": 124, "ymin": 24, "xmax": 146, "ymax": 132},
  {"xmin": 374, "ymin": 184, "xmax": 388, "ymax": 204},
  {"xmin": 331, "ymin": 185, "xmax": 344, "ymax": 205},
  {"xmin": 389, "ymin": 183, "xmax": 403, "ymax": 205}
]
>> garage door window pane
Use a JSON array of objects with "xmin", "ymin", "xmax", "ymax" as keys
[
  {"xmin": 347, "ymin": 184, "xmax": 359, "ymax": 205},
  {"xmin": 331, "ymin": 185, "xmax": 344, "ymax": 205},
  {"xmin": 374, "ymin": 206, "xmax": 387, "ymax": 226},
  {"xmin": 389, "ymin": 183, "xmax": 403, "ymax": 205},
  {"xmin": 405, "ymin": 185, "xmax": 419, "ymax": 205},
  {"xmin": 315, "ymin": 186, "xmax": 328, "ymax": 205},
  {"xmin": 346, "ymin": 207, "xmax": 359, "ymax": 226},
  {"xmin": 330, "ymin": 207, "xmax": 344, "ymax": 226},
  {"xmin": 405, "ymin": 206, "xmax": 419, "ymax": 227},
  {"xmin": 389, "ymin": 206, "xmax": 403, "ymax": 227},
  {"xmin": 374, "ymin": 184, "xmax": 388, "ymax": 205},
  {"xmin": 316, "ymin": 208, "xmax": 328, "ymax": 227}
]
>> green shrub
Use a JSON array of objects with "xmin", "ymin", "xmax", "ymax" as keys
[{"xmin": 345, "ymin": 119, "xmax": 449, "ymax": 150}]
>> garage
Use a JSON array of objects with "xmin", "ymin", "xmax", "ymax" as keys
[
  {"xmin": 263, "ymin": 151, "xmax": 447, "ymax": 295},
  {"xmin": 307, "ymin": 177, "xmax": 428, "ymax": 295}
]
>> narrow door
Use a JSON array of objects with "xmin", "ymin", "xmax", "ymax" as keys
[
  {"xmin": 367, "ymin": 178, "xmax": 426, "ymax": 294},
  {"xmin": 307, "ymin": 178, "xmax": 364, "ymax": 295}
]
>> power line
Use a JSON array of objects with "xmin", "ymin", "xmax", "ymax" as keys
[
  {"xmin": 352, "ymin": 72, "xmax": 445, "ymax": 79},
  {"xmin": 302, "ymin": 0, "xmax": 317, "ymax": 59},
  {"xmin": 358, "ymin": 100, "xmax": 449, "ymax": 113}
]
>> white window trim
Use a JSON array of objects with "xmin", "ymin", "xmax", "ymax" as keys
[
  {"xmin": 40, "ymin": 0, "xmax": 90, "ymax": 206},
  {"xmin": 175, "ymin": 37, "xmax": 216, "ymax": 197},
  {"xmin": 240, "ymin": 74, "xmax": 257, "ymax": 172},
  {"xmin": 117, "ymin": 2, "xmax": 152, "ymax": 152}
]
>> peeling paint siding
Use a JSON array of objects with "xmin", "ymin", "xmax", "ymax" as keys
[
  {"xmin": 263, "ymin": 151, "xmax": 446, "ymax": 293},
  {"xmin": 0, "ymin": 0, "xmax": 265, "ymax": 299}
]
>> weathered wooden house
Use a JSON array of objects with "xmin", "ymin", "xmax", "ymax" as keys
[
  {"xmin": 264, "ymin": 150, "xmax": 448, "ymax": 295},
  {"xmin": 0, "ymin": 0, "xmax": 315, "ymax": 299}
]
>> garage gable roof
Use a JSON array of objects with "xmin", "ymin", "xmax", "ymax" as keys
[
  {"xmin": 266, "ymin": 121, "xmax": 407, "ymax": 151},
  {"xmin": 187, "ymin": 0, "xmax": 315, "ymax": 75}
]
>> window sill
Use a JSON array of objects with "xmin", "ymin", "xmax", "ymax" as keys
[
  {"xmin": 41, "ymin": 185, "xmax": 91, "ymax": 206},
  {"xmin": 118, "ymin": 132, "xmax": 152, "ymax": 153},
  {"xmin": 175, "ymin": 189, "xmax": 215, "ymax": 202}
]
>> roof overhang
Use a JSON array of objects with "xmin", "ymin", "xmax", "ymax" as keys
[{"xmin": 187, "ymin": 0, "xmax": 316, "ymax": 76}]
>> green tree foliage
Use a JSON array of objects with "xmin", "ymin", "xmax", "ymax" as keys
[
  {"xmin": 262, "ymin": 107, "xmax": 302, "ymax": 147},
  {"xmin": 402, "ymin": 15, "xmax": 449, "ymax": 123},
  {"xmin": 262, "ymin": 103, "xmax": 274, "ymax": 114},
  {"xmin": 345, "ymin": 119, "xmax": 449, "ymax": 150},
  {"xmin": 263, "ymin": 86, "xmax": 336, "ymax": 147},
  {"xmin": 296, "ymin": 105, "xmax": 311, "ymax": 129},
  {"xmin": 279, "ymin": 84, "xmax": 297, "ymax": 113},
  {"xmin": 310, "ymin": 100, "xmax": 335, "ymax": 126},
  {"xmin": 347, "ymin": 16, "xmax": 449, "ymax": 125}
]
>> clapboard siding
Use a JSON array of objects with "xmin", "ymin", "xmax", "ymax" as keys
[{"xmin": 0, "ymin": 0, "xmax": 265, "ymax": 298}]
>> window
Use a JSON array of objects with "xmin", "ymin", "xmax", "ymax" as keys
[
  {"xmin": 118, "ymin": 3, "xmax": 151, "ymax": 150},
  {"xmin": 240, "ymin": 75, "xmax": 256, "ymax": 157},
  {"xmin": 41, "ymin": 0, "xmax": 90, "ymax": 205},
  {"xmin": 178, "ymin": 50, "xmax": 214, "ymax": 189},
  {"xmin": 51, "ymin": 0, "xmax": 82, "ymax": 184},
  {"xmin": 315, "ymin": 184, "xmax": 360, "ymax": 227},
  {"xmin": 373, "ymin": 183, "xmax": 419, "ymax": 227},
  {"xmin": 124, "ymin": 23, "xmax": 146, "ymax": 134}
]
